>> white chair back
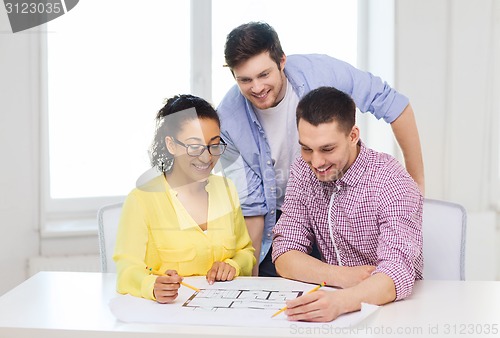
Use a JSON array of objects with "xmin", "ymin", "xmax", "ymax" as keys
[
  {"xmin": 422, "ymin": 198, "xmax": 467, "ymax": 280},
  {"xmin": 97, "ymin": 203, "xmax": 123, "ymax": 273}
]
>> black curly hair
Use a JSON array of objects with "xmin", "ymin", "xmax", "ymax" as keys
[{"xmin": 149, "ymin": 94, "xmax": 220, "ymax": 172}]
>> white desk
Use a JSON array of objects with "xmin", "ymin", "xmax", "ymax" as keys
[{"xmin": 0, "ymin": 272, "xmax": 499, "ymax": 338}]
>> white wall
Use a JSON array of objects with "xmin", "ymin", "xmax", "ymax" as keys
[
  {"xmin": 395, "ymin": 0, "xmax": 500, "ymax": 279},
  {"xmin": 396, "ymin": 0, "xmax": 499, "ymax": 208},
  {"xmin": 0, "ymin": 1, "xmax": 499, "ymax": 295},
  {"xmin": 0, "ymin": 12, "xmax": 40, "ymax": 294},
  {"xmin": 0, "ymin": 9, "xmax": 100, "ymax": 296}
]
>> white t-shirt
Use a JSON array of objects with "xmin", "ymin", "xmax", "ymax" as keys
[{"xmin": 254, "ymin": 79, "xmax": 301, "ymax": 209}]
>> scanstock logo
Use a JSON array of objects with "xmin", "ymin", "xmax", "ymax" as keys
[{"xmin": 4, "ymin": 0, "xmax": 79, "ymax": 33}]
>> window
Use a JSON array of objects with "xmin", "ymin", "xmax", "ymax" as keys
[
  {"xmin": 42, "ymin": 0, "xmax": 359, "ymax": 225},
  {"xmin": 43, "ymin": 0, "xmax": 191, "ymax": 218},
  {"xmin": 211, "ymin": 0, "xmax": 358, "ymax": 105}
]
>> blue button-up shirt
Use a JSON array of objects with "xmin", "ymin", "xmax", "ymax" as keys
[{"xmin": 216, "ymin": 54, "xmax": 409, "ymax": 263}]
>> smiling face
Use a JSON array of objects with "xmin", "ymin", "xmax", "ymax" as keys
[
  {"xmin": 231, "ymin": 52, "xmax": 287, "ymax": 110},
  {"xmin": 165, "ymin": 118, "xmax": 222, "ymax": 184},
  {"xmin": 298, "ymin": 119, "xmax": 360, "ymax": 182}
]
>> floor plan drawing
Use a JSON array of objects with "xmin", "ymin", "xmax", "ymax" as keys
[
  {"xmin": 110, "ymin": 277, "xmax": 379, "ymax": 327},
  {"xmin": 182, "ymin": 289, "xmax": 303, "ymax": 311}
]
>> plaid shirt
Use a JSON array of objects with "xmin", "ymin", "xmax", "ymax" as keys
[{"xmin": 272, "ymin": 142, "xmax": 423, "ymax": 300}]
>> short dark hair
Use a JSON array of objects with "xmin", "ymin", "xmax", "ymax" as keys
[
  {"xmin": 224, "ymin": 21, "xmax": 284, "ymax": 70},
  {"xmin": 296, "ymin": 87, "xmax": 356, "ymax": 135},
  {"xmin": 150, "ymin": 94, "xmax": 220, "ymax": 172}
]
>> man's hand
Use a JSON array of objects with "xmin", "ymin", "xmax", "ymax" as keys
[
  {"xmin": 333, "ymin": 265, "xmax": 376, "ymax": 288},
  {"xmin": 284, "ymin": 273, "xmax": 396, "ymax": 322},
  {"xmin": 284, "ymin": 289, "xmax": 358, "ymax": 322},
  {"xmin": 153, "ymin": 269, "xmax": 182, "ymax": 304},
  {"xmin": 275, "ymin": 250, "xmax": 375, "ymax": 288},
  {"xmin": 206, "ymin": 261, "xmax": 236, "ymax": 284}
]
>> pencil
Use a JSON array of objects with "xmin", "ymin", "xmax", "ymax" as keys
[
  {"xmin": 146, "ymin": 267, "xmax": 201, "ymax": 292},
  {"xmin": 271, "ymin": 281, "xmax": 326, "ymax": 318}
]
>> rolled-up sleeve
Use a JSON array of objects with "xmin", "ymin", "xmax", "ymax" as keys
[
  {"xmin": 287, "ymin": 54, "xmax": 410, "ymax": 123},
  {"xmin": 375, "ymin": 175, "xmax": 423, "ymax": 300},
  {"xmin": 343, "ymin": 66, "xmax": 409, "ymax": 123},
  {"xmin": 325, "ymin": 56, "xmax": 409, "ymax": 123}
]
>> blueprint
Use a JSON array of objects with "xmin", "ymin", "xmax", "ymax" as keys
[
  {"xmin": 109, "ymin": 276, "xmax": 380, "ymax": 328},
  {"xmin": 182, "ymin": 288, "xmax": 303, "ymax": 310}
]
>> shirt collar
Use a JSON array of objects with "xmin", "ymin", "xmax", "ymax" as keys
[
  {"xmin": 336, "ymin": 140, "xmax": 369, "ymax": 189},
  {"xmin": 162, "ymin": 175, "xmax": 212, "ymax": 231},
  {"xmin": 284, "ymin": 66, "xmax": 306, "ymax": 98}
]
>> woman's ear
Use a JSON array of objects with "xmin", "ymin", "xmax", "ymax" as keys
[{"xmin": 165, "ymin": 136, "xmax": 176, "ymax": 156}]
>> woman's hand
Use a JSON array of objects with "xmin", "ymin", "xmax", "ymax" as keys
[
  {"xmin": 153, "ymin": 269, "xmax": 182, "ymax": 303},
  {"xmin": 206, "ymin": 261, "xmax": 236, "ymax": 284}
]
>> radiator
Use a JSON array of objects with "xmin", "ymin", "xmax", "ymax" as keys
[{"xmin": 28, "ymin": 255, "xmax": 101, "ymax": 277}]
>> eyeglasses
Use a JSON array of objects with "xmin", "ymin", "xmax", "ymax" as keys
[{"xmin": 172, "ymin": 138, "xmax": 227, "ymax": 157}]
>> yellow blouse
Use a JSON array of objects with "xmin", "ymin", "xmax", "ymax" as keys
[{"xmin": 113, "ymin": 174, "xmax": 255, "ymax": 300}]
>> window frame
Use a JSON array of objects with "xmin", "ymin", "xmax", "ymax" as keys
[{"xmin": 493, "ymin": 1, "xmax": 500, "ymax": 212}]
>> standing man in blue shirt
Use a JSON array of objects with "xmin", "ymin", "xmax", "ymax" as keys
[{"xmin": 217, "ymin": 22, "xmax": 424, "ymax": 277}]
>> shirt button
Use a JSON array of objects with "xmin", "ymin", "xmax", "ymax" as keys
[
  {"xmin": 270, "ymin": 210, "xmax": 275, "ymax": 215},
  {"xmin": 270, "ymin": 187, "xmax": 276, "ymax": 192},
  {"xmin": 267, "ymin": 160, "xmax": 272, "ymax": 165},
  {"xmin": 267, "ymin": 233, "xmax": 272, "ymax": 238}
]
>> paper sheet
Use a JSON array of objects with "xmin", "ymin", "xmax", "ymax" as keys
[{"xmin": 109, "ymin": 277, "xmax": 379, "ymax": 328}]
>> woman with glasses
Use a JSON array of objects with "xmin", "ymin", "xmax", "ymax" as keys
[{"xmin": 114, "ymin": 94, "xmax": 255, "ymax": 303}]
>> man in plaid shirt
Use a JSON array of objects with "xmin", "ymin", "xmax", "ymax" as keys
[{"xmin": 272, "ymin": 86, "xmax": 423, "ymax": 322}]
